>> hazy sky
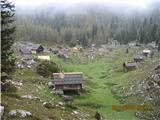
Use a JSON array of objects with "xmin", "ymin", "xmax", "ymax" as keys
[{"xmin": 11, "ymin": 0, "xmax": 156, "ymax": 8}]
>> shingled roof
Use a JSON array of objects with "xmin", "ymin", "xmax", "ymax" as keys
[
  {"xmin": 53, "ymin": 72, "xmax": 83, "ymax": 85},
  {"xmin": 19, "ymin": 48, "xmax": 31, "ymax": 54},
  {"xmin": 134, "ymin": 55, "xmax": 144, "ymax": 60},
  {"xmin": 124, "ymin": 62, "xmax": 137, "ymax": 67},
  {"xmin": 30, "ymin": 44, "xmax": 43, "ymax": 50}
]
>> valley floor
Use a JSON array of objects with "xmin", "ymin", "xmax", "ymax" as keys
[{"xmin": 2, "ymin": 46, "xmax": 159, "ymax": 120}]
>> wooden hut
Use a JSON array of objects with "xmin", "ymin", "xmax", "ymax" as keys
[
  {"xmin": 143, "ymin": 49, "xmax": 151, "ymax": 57},
  {"xmin": 30, "ymin": 44, "xmax": 44, "ymax": 54},
  {"xmin": 53, "ymin": 72, "xmax": 83, "ymax": 95},
  {"xmin": 19, "ymin": 48, "xmax": 31, "ymax": 54},
  {"xmin": 134, "ymin": 56, "xmax": 144, "ymax": 63},
  {"xmin": 123, "ymin": 62, "xmax": 137, "ymax": 72}
]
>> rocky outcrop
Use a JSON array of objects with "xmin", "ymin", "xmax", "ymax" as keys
[
  {"xmin": 0, "ymin": 106, "xmax": 4, "ymax": 117},
  {"xmin": 21, "ymin": 95, "xmax": 40, "ymax": 100},
  {"xmin": 43, "ymin": 102, "xmax": 54, "ymax": 108},
  {"xmin": 123, "ymin": 64, "xmax": 160, "ymax": 119},
  {"xmin": 9, "ymin": 109, "xmax": 31, "ymax": 118},
  {"xmin": 48, "ymin": 81, "xmax": 54, "ymax": 89}
]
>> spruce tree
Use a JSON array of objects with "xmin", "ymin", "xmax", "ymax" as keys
[{"xmin": 1, "ymin": 0, "xmax": 16, "ymax": 80}]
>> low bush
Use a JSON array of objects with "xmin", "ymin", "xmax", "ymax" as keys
[
  {"xmin": 1, "ymin": 82, "xmax": 17, "ymax": 92},
  {"xmin": 95, "ymin": 111, "xmax": 101, "ymax": 120},
  {"xmin": 36, "ymin": 61, "xmax": 60, "ymax": 77},
  {"xmin": 65, "ymin": 103, "xmax": 78, "ymax": 110},
  {"xmin": 79, "ymin": 102, "xmax": 104, "ymax": 109},
  {"xmin": 4, "ymin": 93, "xmax": 20, "ymax": 99}
]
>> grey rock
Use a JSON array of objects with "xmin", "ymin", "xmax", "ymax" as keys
[
  {"xmin": 9, "ymin": 110, "xmax": 17, "ymax": 116},
  {"xmin": 43, "ymin": 102, "xmax": 54, "ymax": 108},
  {"xmin": 0, "ymin": 106, "xmax": 4, "ymax": 117},
  {"xmin": 17, "ymin": 110, "xmax": 31, "ymax": 117},
  {"xmin": 21, "ymin": 95, "xmax": 40, "ymax": 100},
  {"xmin": 58, "ymin": 102, "xmax": 64, "ymax": 106},
  {"xmin": 73, "ymin": 110, "xmax": 78, "ymax": 114},
  {"xmin": 48, "ymin": 82, "xmax": 54, "ymax": 88},
  {"xmin": 9, "ymin": 109, "xmax": 31, "ymax": 118}
]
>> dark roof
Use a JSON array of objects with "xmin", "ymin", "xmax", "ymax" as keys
[
  {"xmin": 19, "ymin": 48, "xmax": 31, "ymax": 54},
  {"xmin": 57, "ymin": 51, "xmax": 69, "ymax": 58},
  {"xmin": 30, "ymin": 44, "xmax": 43, "ymax": 50},
  {"xmin": 134, "ymin": 55, "xmax": 144, "ymax": 60},
  {"xmin": 53, "ymin": 72, "xmax": 83, "ymax": 85},
  {"xmin": 125, "ymin": 62, "xmax": 137, "ymax": 67}
]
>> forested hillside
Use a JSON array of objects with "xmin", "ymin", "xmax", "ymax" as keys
[
  {"xmin": 15, "ymin": 3, "xmax": 160, "ymax": 47},
  {"xmin": 2, "ymin": 1, "xmax": 160, "ymax": 120}
]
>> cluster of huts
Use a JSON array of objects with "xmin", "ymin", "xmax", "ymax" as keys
[
  {"xmin": 49, "ymin": 46, "xmax": 83, "ymax": 59},
  {"xmin": 18, "ymin": 42, "xmax": 157, "ymax": 97},
  {"xmin": 123, "ymin": 41, "xmax": 159, "ymax": 72},
  {"xmin": 19, "ymin": 44, "xmax": 69, "ymax": 59},
  {"xmin": 20, "ymin": 44, "xmax": 84, "ymax": 96},
  {"xmin": 128, "ymin": 41, "xmax": 158, "ymax": 49},
  {"xmin": 18, "ymin": 44, "xmax": 52, "ymax": 68},
  {"xmin": 123, "ymin": 48, "xmax": 152, "ymax": 72}
]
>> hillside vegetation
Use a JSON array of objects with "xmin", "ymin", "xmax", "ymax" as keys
[{"xmin": 2, "ymin": 45, "xmax": 159, "ymax": 120}]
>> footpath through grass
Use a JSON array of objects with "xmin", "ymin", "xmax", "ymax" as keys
[{"xmin": 50, "ymin": 48, "xmax": 149, "ymax": 120}]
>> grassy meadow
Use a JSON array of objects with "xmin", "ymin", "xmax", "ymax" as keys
[{"xmin": 2, "ymin": 46, "xmax": 159, "ymax": 120}]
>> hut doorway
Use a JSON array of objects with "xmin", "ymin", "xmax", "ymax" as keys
[{"xmin": 63, "ymin": 90, "xmax": 79, "ymax": 95}]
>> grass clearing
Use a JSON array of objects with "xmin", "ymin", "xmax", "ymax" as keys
[{"xmin": 3, "ymin": 47, "xmax": 159, "ymax": 120}]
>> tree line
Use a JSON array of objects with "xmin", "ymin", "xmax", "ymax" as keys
[{"xmin": 15, "ymin": 4, "xmax": 160, "ymax": 47}]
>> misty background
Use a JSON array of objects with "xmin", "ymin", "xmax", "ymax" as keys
[{"xmin": 12, "ymin": 0, "xmax": 160, "ymax": 47}]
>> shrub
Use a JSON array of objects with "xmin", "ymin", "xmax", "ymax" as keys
[
  {"xmin": 36, "ymin": 61, "xmax": 60, "ymax": 77},
  {"xmin": 43, "ymin": 102, "xmax": 54, "ymax": 109},
  {"xmin": 65, "ymin": 103, "xmax": 78, "ymax": 110},
  {"xmin": 79, "ymin": 102, "xmax": 103, "ymax": 109},
  {"xmin": 1, "ymin": 82, "xmax": 17, "ymax": 92},
  {"xmin": 95, "ymin": 111, "xmax": 101, "ymax": 120},
  {"xmin": 4, "ymin": 93, "xmax": 20, "ymax": 99}
]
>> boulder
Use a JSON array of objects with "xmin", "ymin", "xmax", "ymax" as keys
[
  {"xmin": 48, "ymin": 82, "xmax": 54, "ymax": 88},
  {"xmin": 0, "ymin": 106, "xmax": 4, "ymax": 117},
  {"xmin": 63, "ymin": 95, "xmax": 73, "ymax": 102},
  {"xmin": 43, "ymin": 102, "xmax": 54, "ymax": 108},
  {"xmin": 27, "ymin": 65, "xmax": 31, "ymax": 68},
  {"xmin": 5, "ymin": 80, "xmax": 23, "ymax": 87},
  {"xmin": 157, "ymin": 113, "xmax": 160, "ymax": 120},
  {"xmin": 9, "ymin": 109, "xmax": 31, "ymax": 118},
  {"xmin": 57, "ymin": 51, "xmax": 69, "ymax": 59},
  {"xmin": 21, "ymin": 95, "xmax": 40, "ymax": 100},
  {"xmin": 73, "ymin": 110, "xmax": 78, "ymax": 114},
  {"xmin": 58, "ymin": 102, "xmax": 64, "ymax": 106},
  {"xmin": 9, "ymin": 110, "xmax": 17, "ymax": 116},
  {"xmin": 17, "ymin": 110, "xmax": 31, "ymax": 117}
]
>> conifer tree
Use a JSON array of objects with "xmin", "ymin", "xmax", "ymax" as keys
[{"xmin": 1, "ymin": 0, "xmax": 16, "ymax": 80}]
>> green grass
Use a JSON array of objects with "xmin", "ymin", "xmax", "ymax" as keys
[
  {"xmin": 2, "ymin": 94, "xmax": 83, "ymax": 120},
  {"xmin": 48, "ymin": 48, "xmax": 145, "ymax": 120},
  {"xmin": 3, "ymin": 47, "xmax": 159, "ymax": 120}
]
